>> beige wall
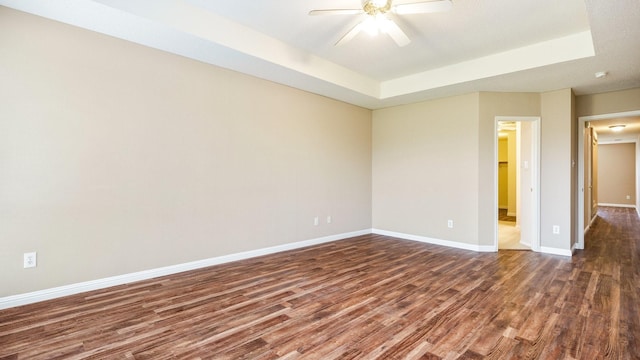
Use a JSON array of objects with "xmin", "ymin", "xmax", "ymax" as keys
[
  {"xmin": 498, "ymin": 138, "xmax": 508, "ymax": 162},
  {"xmin": 372, "ymin": 93, "xmax": 480, "ymax": 244},
  {"xmin": 570, "ymin": 89, "xmax": 578, "ymax": 249},
  {"xmin": 478, "ymin": 92, "xmax": 540, "ymax": 246},
  {"xmin": 576, "ymin": 87, "xmax": 640, "ymax": 219},
  {"xmin": 507, "ymin": 130, "xmax": 517, "ymax": 216},
  {"xmin": 598, "ymin": 143, "xmax": 636, "ymax": 205},
  {"xmin": 498, "ymin": 138, "xmax": 508, "ymax": 209},
  {"xmin": 518, "ymin": 120, "xmax": 535, "ymax": 245},
  {"xmin": 540, "ymin": 89, "xmax": 575, "ymax": 251},
  {"xmin": 583, "ymin": 127, "xmax": 598, "ymax": 228},
  {"xmin": 4, "ymin": 6, "xmax": 616, "ymax": 299},
  {"xmin": 373, "ymin": 90, "xmax": 576, "ymax": 253},
  {"xmin": 576, "ymin": 88, "xmax": 640, "ymax": 117},
  {"xmin": 0, "ymin": 8, "xmax": 372, "ymax": 296}
]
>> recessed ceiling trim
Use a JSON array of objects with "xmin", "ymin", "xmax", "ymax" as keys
[
  {"xmin": 380, "ymin": 31, "xmax": 595, "ymax": 98},
  {"xmin": 0, "ymin": 0, "xmax": 381, "ymax": 99},
  {"xmin": 106, "ymin": 0, "xmax": 381, "ymax": 98},
  {"xmin": 3, "ymin": 0, "xmax": 628, "ymax": 110}
]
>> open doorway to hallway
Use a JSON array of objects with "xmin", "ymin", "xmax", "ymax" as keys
[
  {"xmin": 578, "ymin": 111, "xmax": 640, "ymax": 249},
  {"xmin": 495, "ymin": 117, "xmax": 540, "ymax": 251}
]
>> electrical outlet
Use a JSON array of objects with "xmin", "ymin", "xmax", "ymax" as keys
[
  {"xmin": 627, "ymin": 195, "xmax": 631, "ymax": 200},
  {"xmin": 313, "ymin": 217, "xmax": 319, "ymax": 226},
  {"xmin": 326, "ymin": 216, "xmax": 332, "ymax": 224},
  {"xmin": 24, "ymin": 252, "xmax": 37, "ymax": 268},
  {"xmin": 447, "ymin": 220, "xmax": 454, "ymax": 229},
  {"xmin": 552, "ymin": 225, "xmax": 560, "ymax": 235}
]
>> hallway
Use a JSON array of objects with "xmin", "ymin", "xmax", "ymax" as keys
[{"xmin": 578, "ymin": 206, "xmax": 640, "ymax": 358}]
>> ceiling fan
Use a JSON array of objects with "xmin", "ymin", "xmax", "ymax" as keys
[{"xmin": 309, "ymin": 0, "xmax": 452, "ymax": 47}]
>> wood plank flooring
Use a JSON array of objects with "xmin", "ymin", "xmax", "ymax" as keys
[
  {"xmin": 498, "ymin": 209, "xmax": 516, "ymax": 223},
  {"xmin": 1, "ymin": 206, "xmax": 639, "ymax": 359}
]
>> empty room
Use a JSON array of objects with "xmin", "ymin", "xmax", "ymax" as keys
[{"xmin": 1, "ymin": 0, "xmax": 640, "ymax": 358}]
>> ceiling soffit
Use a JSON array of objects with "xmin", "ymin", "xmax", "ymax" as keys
[{"xmin": 1, "ymin": 0, "xmax": 637, "ymax": 109}]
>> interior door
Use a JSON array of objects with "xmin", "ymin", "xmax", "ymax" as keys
[
  {"xmin": 584, "ymin": 126, "xmax": 591, "ymax": 228},
  {"xmin": 519, "ymin": 121, "xmax": 533, "ymax": 246},
  {"xmin": 591, "ymin": 129, "xmax": 598, "ymax": 217}
]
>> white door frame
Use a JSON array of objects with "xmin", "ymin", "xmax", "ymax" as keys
[
  {"xmin": 577, "ymin": 110, "xmax": 640, "ymax": 249},
  {"xmin": 494, "ymin": 116, "xmax": 541, "ymax": 252}
]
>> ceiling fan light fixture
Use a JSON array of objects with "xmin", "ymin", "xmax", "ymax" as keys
[
  {"xmin": 361, "ymin": 14, "xmax": 393, "ymax": 36},
  {"xmin": 311, "ymin": 0, "xmax": 452, "ymax": 47},
  {"xmin": 377, "ymin": 14, "xmax": 393, "ymax": 33},
  {"xmin": 362, "ymin": 16, "xmax": 379, "ymax": 36}
]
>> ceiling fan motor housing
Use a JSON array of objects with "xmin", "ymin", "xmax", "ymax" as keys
[{"xmin": 364, "ymin": 0, "xmax": 392, "ymax": 15}]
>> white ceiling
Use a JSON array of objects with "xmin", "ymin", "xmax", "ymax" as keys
[
  {"xmin": 590, "ymin": 116, "xmax": 640, "ymax": 142},
  {"xmin": 2, "ymin": 0, "xmax": 639, "ymax": 109}
]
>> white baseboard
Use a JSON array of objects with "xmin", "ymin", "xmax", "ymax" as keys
[
  {"xmin": 571, "ymin": 242, "xmax": 578, "ymax": 254},
  {"xmin": 0, "ymin": 229, "xmax": 371, "ymax": 310},
  {"xmin": 540, "ymin": 246, "xmax": 573, "ymax": 257},
  {"xmin": 372, "ymin": 229, "xmax": 496, "ymax": 252},
  {"xmin": 598, "ymin": 203, "xmax": 636, "ymax": 208},
  {"xmin": 373, "ymin": 229, "xmax": 572, "ymax": 256},
  {"xmin": 1, "ymin": 227, "xmax": 577, "ymax": 310}
]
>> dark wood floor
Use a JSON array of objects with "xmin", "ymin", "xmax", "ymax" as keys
[
  {"xmin": 1, "ymin": 207, "xmax": 639, "ymax": 359},
  {"xmin": 498, "ymin": 209, "xmax": 516, "ymax": 223}
]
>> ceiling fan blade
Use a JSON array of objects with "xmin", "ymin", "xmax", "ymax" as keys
[
  {"xmin": 335, "ymin": 22, "xmax": 364, "ymax": 46},
  {"xmin": 309, "ymin": 9, "xmax": 364, "ymax": 16},
  {"xmin": 393, "ymin": 0, "xmax": 452, "ymax": 15},
  {"xmin": 384, "ymin": 20, "xmax": 410, "ymax": 47}
]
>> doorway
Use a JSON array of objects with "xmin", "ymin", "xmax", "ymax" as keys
[
  {"xmin": 494, "ymin": 116, "xmax": 540, "ymax": 252},
  {"xmin": 577, "ymin": 110, "xmax": 640, "ymax": 250}
]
